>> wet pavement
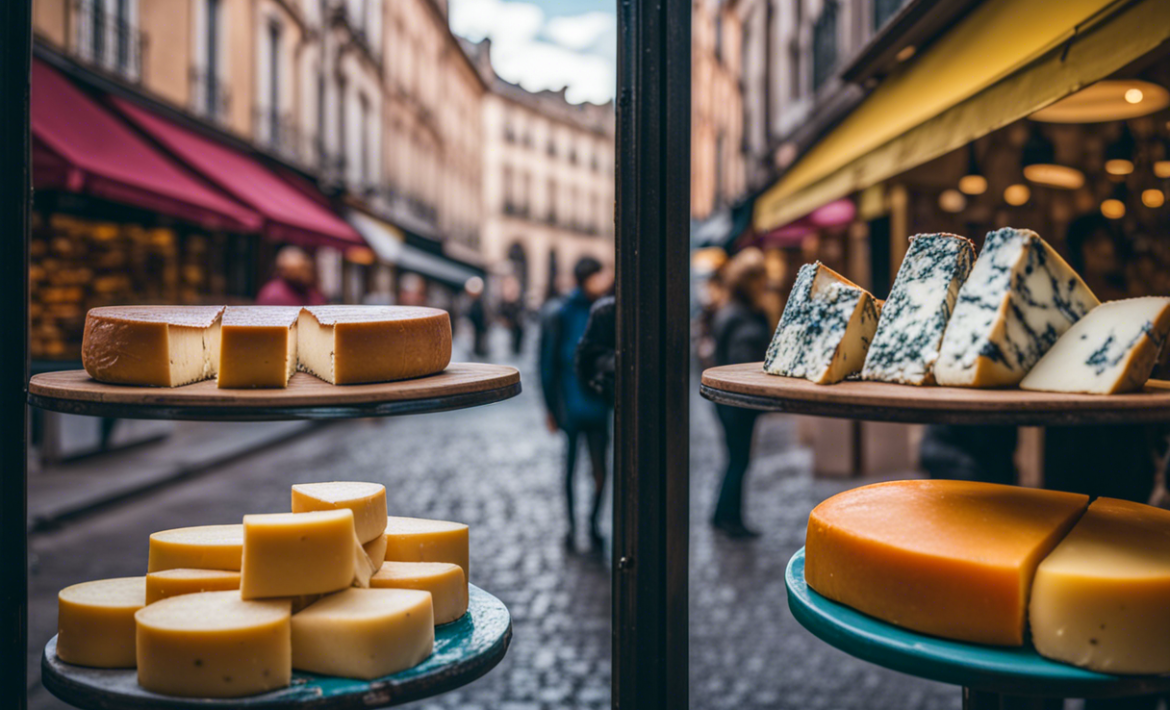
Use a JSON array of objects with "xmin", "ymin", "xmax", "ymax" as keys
[{"xmin": 26, "ymin": 329, "xmax": 958, "ymax": 710}]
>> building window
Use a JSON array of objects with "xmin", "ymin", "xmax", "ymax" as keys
[
  {"xmin": 268, "ymin": 20, "xmax": 282, "ymax": 142},
  {"xmin": 78, "ymin": 0, "xmax": 141, "ymax": 81},
  {"xmin": 714, "ymin": 10, "xmax": 723, "ymax": 64},
  {"xmin": 547, "ymin": 178, "xmax": 557, "ymax": 224},
  {"xmin": 812, "ymin": 0, "xmax": 838, "ymax": 90},
  {"xmin": 359, "ymin": 94, "xmax": 370, "ymax": 186},
  {"xmin": 873, "ymin": 0, "xmax": 904, "ymax": 30},
  {"xmin": 204, "ymin": 0, "xmax": 221, "ymax": 116},
  {"xmin": 787, "ymin": 39, "xmax": 801, "ymax": 100},
  {"xmin": 547, "ymin": 140, "xmax": 557, "ymax": 157}
]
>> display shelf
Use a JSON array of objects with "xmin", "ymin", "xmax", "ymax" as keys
[
  {"xmin": 785, "ymin": 548, "xmax": 1170, "ymax": 700},
  {"xmin": 701, "ymin": 363, "xmax": 1170, "ymax": 426},
  {"xmin": 28, "ymin": 364, "xmax": 521, "ymax": 421},
  {"xmin": 42, "ymin": 584, "xmax": 511, "ymax": 710}
]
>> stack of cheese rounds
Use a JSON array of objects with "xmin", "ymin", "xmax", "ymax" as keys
[{"xmin": 55, "ymin": 481, "xmax": 472, "ymax": 698}]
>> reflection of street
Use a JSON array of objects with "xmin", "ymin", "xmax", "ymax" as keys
[{"xmin": 27, "ymin": 326, "xmax": 954, "ymax": 710}]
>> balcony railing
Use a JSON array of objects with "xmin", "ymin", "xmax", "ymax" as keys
[
  {"xmin": 252, "ymin": 106, "xmax": 302, "ymax": 164},
  {"xmin": 189, "ymin": 67, "xmax": 231, "ymax": 123},
  {"xmin": 72, "ymin": 0, "xmax": 145, "ymax": 83}
]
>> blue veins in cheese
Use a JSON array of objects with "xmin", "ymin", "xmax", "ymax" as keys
[
  {"xmin": 1020, "ymin": 297, "xmax": 1170, "ymax": 395},
  {"xmin": 934, "ymin": 228, "xmax": 1099, "ymax": 388},
  {"xmin": 764, "ymin": 262, "xmax": 881, "ymax": 384},
  {"xmin": 861, "ymin": 233, "xmax": 975, "ymax": 385}
]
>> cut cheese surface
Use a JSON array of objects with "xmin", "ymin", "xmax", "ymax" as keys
[
  {"xmin": 935, "ymin": 228, "xmax": 1099, "ymax": 388},
  {"xmin": 764, "ymin": 262, "xmax": 881, "ymax": 384},
  {"xmin": 805, "ymin": 480, "xmax": 1088, "ymax": 646},
  {"xmin": 371, "ymin": 562, "xmax": 468, "ymax": 625},
  {"xmin": 217, "ymin": 307, "xmax": 300, "ymax": 389},
  {"xmin": 148, "ymin": 524, "xmax": 243, "ymax": 572},
  {"xmin": 291, "ymin": 588, "xmax": 434, "ymax": 679},
  {"xmin": 862, "ymin": 234, "xmax": 975, "ymax": 385},
  {"xmin": 297, "ymin": 306, "xmax": 452, "ymax": 385},
  {"xmin": 145, "ymin": 568, "xmax": 241, "ymax": 605},
  {"xmin": 1020, "ymin": 297, "xmax": 1170, "ymax": 395},
  {"xmin": 82, "ymin": 306, "xmax": 223, "ymax": 387},
  {"xmin": 1030, "ymin": 497, "xmax": 1170, "ymax": 674},
  {"xmin": 57, "ymin": 577, "xmax": 145, "ymax": 668},
  {"xmin": 363, "ymin": 532, "xmax": 387, "ymax": 575},
  {"xmin": 135, "ymin": 591, "xmax": 291, "ymax": 698},
  {"xmin": 383, "ymin": 516, "xmax": 470, "ymax": 583},
  {"xmin": 240, "ymin": 510, "xmax": 360, "ymax": 599},
  {"xmin": 291, "ymin": 482, "xmax": 387, "ymax": 543}
]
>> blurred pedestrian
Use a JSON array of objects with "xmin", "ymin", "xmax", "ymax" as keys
[
  {"xmin": 256, "ymin": 246, "xmax": 327, "ymax": 306},
  {"xmin": 498, "ymin": 275, "xmax": 526, "ymax": 357},
  {"xmin": 539, "ymin": 257, "xmax": 614, "ymax": 551},
  {"xmin": 710, "ymin": 248, "xmax": 771, "ymax": 539},
  {"xmin": 576, "ymin": 294, "xmax": 615, "ymax": 406},
  {"xmin": 465, "ymin": 277, "xmax": 488, "ymax": 358}
]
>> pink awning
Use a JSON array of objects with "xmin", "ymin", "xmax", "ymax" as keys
[
  {"xmin": 31, "ymin": 59, "xmax": 261, "ymax": 232},
  {"xmin": 110, "ymin": 97, "xmax": 363, "ymax": 249}
]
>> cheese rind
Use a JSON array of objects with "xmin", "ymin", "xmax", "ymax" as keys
[
  {"xmin": 805, "ymin": 480, "xmax": 1088, "ymax": 646},
  {"xmin": 362, "ymin": 533, "xmax": 387, "ymax": 575},
  {"xmin": 148, "ymin": 524, "xmax": 243, "ymax": 572},
  {"xmin": 1020, "ymin": 297, "xmax": 1170, "ymax": 395},
  {"xmin": 57, "ymin": 577, "xmax": 146, "ymax": 668},
  {"xmin": 291, "ymin": 482, "xmax": 388, "ymax": 543},
  {"xmin": 145, "ymin": 569, "xmax": 241, "ymax": 605},
  {"xmin": 297, "ymin": 306, "xmax": 452, "ymax": 385},
  {"xmin": 371, "ymin": 562, "xmax": 469, "ymax": 625},
  {"xmin": 862, "ymin": 234, "xmax": 975, "ymax": 385},
  {"xmin": 291, "ymin": 588, "xmax": 434, "ymax": 679},
  {"xmin": 1030, "ymin": 498, "xmax": 1170, "ymax": 674},
  {"xmin": 135, "ymin": 591, "xmax": 291, "ymax": 698},
  {"xmin": 240, "ymin": 510, "xmax": 360, "ymax": 599},
  {"xmin": 764, "ymin": 262, "xmax": 881, "ymax": 384},
  {"xmin": 382, "ymin": 516, "xmax": 470, "ymax": 583},
  {"xmin": 82, "ymin": 306, "xmax": 223, "ymax": 387},
  {"xmin": 935, "ymin": 228, "xmax": 1099, "ymax": 387},
  {"xmin": 216, "ymin": 306, "xmax": 300, "ymax": 389}
]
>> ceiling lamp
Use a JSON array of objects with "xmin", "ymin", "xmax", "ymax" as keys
[
  {"xmin": 1155, "ymin": 138, "xmax": 1170, "ymax": 179},
  {"xmin": 1104, "ymin": 124, "xmax": 1136, "ymax": 176},
  {"xmin": 1142, "ymin": 189, "xmax": 1165, "ymax": 209},
  {"xmin": 1022, "ymin": 127, "xmax": 1084, "ymax": 189},
  {"xmin": 1030, "ymin": 80, "xmax": 1170, "ymax": 123},
  {"xmin": 939, "ymin": 189, "xmax": 966, "ymax": 213},
  {"xmin": 959, "ymin": 144, "xmax": 987, "ymax": 195},
  {"xmin": 1004, "ymin": 184, "xmax": 1031, "ymax": 206},
  {"xmin": 1101, "ymin": 183, "xmax": 1128, "ymax": 220}
]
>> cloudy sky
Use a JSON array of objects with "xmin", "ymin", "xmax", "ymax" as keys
[{"xmin": 449, "ymin": 0, "xmax": 616, "ymax": 105}]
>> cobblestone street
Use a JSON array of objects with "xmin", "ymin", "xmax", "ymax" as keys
[{"xmin": 27, "ymin": 333, "xmax": 958, "ymax": 710}]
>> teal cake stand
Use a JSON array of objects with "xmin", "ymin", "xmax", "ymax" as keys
[
  {"xmin": 41, "ymin": 584, "xmax": 511, "ymax": 710},
  {"xmin": 786, "ymin": 548, "xmax": 1170, "ymax": 709}
]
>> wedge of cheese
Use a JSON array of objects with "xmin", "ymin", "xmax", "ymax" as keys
[
  {"xmin": 363, "ymin": 532, "xmax": 387, "ymax": 575},
  {"xmin": 371, "ymin": 562, "xmax": 468, "ymax": 625},
  {"xmin": 297, "ymin": 306, "xmax": 452, "ymax": 385},
  {"xmin": 216, "ymin": 306, "xmax": 300, "ymax": 389},
  {"xmin": 1030, "ymin": 497, "xmax": 1170, "ymax": 674},
  {"xmin": 382, "ymin": 516, "xmax": 470, "ymax": 584},
  {"xmin": 57, "ymin": 577, "xmax": 145, "ymax": 668},
  {"xmin": 82, "ymin": 306, "xmax": 223, "ymax": 386},
  {"xmin": 145, "ymin": 568, "xmax": 241, "ymax": 604},
  {"xmin": 291, "ymin": 588, "xmax": 434, "ymax": 679},
  {"xmin": 240, "ymin": 510, "xmax": 366, "ymax": 599},
  {"xmin": 862, "ymin": 234, "xmax": 975, "ymax": 385},
  {"xmin": 148, "ymin": 524, "xmax": 243, "ymax": 572},
  {"xmin": 291, "ymin": 482, "xmax": 387, "ymax": 543},
  {"xmin": 1020, "ymin": 297, "xmax": 1170, "ymax": 395},
  {"xmin": 935, "ymin": 228, "xmax": 1099, "ymax": 387},
  {"xmin": 764, "ymin": 262, "xmax": 881, "ymax": 384},
  {"xmin": 805, "ymin": 480, "xmax": 1088, "ymax": 646},
  {"xmin": 135, "ymin": 591, "xmax": 291, "ymax": 698}
]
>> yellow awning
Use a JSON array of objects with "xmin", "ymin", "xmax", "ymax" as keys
[{"xmin": 754, "ymin": 0, "xmax": 1170, "ymax": 232}]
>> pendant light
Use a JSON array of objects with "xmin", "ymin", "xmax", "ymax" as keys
[
  {"xmin": 958, "ymin": 144, "xmax": 987, "ymax": 195},
  {"xmin": 1004, "ymin": 184, "xmax": 1030, "ymax": 206},
  {"xmin": 1142, "ymin": 189, "xmax": 1165, "ymax": 209},
  {"xmin": 1104, "ymin": 124, "xmax": 1136, "ymax": 176},
  {"xmin": 1022, "ymin": 126, "xmax": 1084, "ymax": 189},
  {"xmin": 1101, "ymin": 182, "xmax": 1128, "ymax": 220},
  {"xmin": 1029, "ymin": 80, "xmax": 1170, "ymax": 123},
  {"xmin": 1155, "ymin": 137, "xmax": 1170, "ymax": 179}
]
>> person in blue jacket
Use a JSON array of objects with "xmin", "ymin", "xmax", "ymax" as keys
[{"xmin": 539, "ymin": 257, "xmax": 614, "ymax": 551}]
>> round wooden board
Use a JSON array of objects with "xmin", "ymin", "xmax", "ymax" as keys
[
  {"xmin": 701, "ymin": 363, "xmax": 1170, "ymax": 426},
  {"xmin": 786, "ymin": 548, "xmax": 1170, "ymax": 698},
  {"xmin": 42, "ymin": 585, "xmax": 511, "ymax": 710},
  {"xmin": 29, "ymin": 364, "xmax": 521, "ymax": 421}
]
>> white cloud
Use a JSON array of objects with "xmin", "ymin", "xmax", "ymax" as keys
[{"xmin": 544, "ymin": 12, "xmax": 614, "ymax": 52}]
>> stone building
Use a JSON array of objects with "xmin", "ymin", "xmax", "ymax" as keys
[{"xmin": 692, "ymin": 0, "xmax": 746, "ymax": 220}]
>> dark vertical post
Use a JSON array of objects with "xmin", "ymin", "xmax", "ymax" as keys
[
  {"xmin": 0, "ymin": 2, "xmax": 32, "ymax": 709},
  {"xmin": 613, "ymin": 0, "xmax": 690, "ymax": 708}
]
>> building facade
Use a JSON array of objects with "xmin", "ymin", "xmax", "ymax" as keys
[{"xmin": 692, "ymin": 0, "xmax": 746, "ymax": 220}]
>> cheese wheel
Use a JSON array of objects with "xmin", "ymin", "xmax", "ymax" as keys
[
  {"xmin": 217, "ymin": 306, "xmax": 300, "ymax": 389},
  {"xmin": 363, "ymin": 532, "xmax": 387, "ymax": 574},
  {"xmin": 240, "ymin": 510, "xmax": 361, "ymax": 599},
  {"xmin": 82, "ymin": 306, "xmax": 223, "ymax": 387},
  {"xmin": 297, "ymin": 306, "xmax": 451, "ymax": 385},
  {"xmin": 382, "ymin": 516, "xmax": 470, "ymax": 583},
  {"xmin": 145, "ymin": 568, "xmax": 241, "ymax": 605},
  {"xmin": 805, "ymin": 480, "xmax": 1088, "ymax": 646},
  {"xmin": 292, "ymin": 588, "xmax": 434, "ymax": 679},
  {"xmin": 57, "ymin": 577, "xmax": 146, "ymax": 668},
  {"xmin": 371, "ymin": 562, "xmax": 468, "ymax": 625},
  {"xmin": 291, "ymin": 482, "xmax": 387, "ymax": 543},
  {"xmin": 1031, "ymin": 498, "xmax": 1170, "ymax": 674},
  {"xmin": 135, "ymin": 591, "xmax": 291, "ymax": 698},
  {"xmin": 148, "ymin": 524, "xmax": 243, "ymax": 572}
]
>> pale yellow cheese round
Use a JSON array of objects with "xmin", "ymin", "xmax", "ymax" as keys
[
  {"xmin": 57, "ymin": 577, "xmax": 146, "ymax": 668},
  {"xmin": 297, "ymin": 306, "xmax": 451, "ymax": 384},
  {"xmin": 82, "ymin": 306, "xmax": 223, "ymax": 387},
  {"xmin": 382, "ymin": 516, "xmax": 470, "ymax": 582},
  {"xmin": 292, "ymin": 588, "xmax": 434, "ymax": 679},
  {"xmin": 145, "ymin": 568, "xmax": 241, "ymax": 605},
  {"xmin": 241, "ymin": 510, "xmax": 359, "ymax": 599},
  {"xmin": 371, "ymin": 562, "xmax": 468, "ymax": 625},
  {"xmin": 148, "ymin": 524, "xmax": 243, "ymax": 572},
  {"xmin": 135, "ymin": 591, "xmax": 291, "ymax": 698},
  {"xmin": 217, "ymin": 306, "xmax": 301, "ymax": 389},
  {"xmin": 292, "ymin": 482, "xmax": 387, "ymax": 544}
]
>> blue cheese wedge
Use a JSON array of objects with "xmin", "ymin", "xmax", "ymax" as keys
[
  {"xmin": 934, "ymin": 228, "xmax": 1098, "ymax": 388},
  {"xmin": 861, "ymin": 233, "xmax": 975, "ymax": 385},
  {"xmin": 764, "ymin": 262, "xmax": 881, "ymax": 384},
  {"xmin": 1020, "ymin": 297, "xmax": 1170, "ymax": 395}
]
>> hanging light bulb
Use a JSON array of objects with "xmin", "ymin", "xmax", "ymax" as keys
[
  {"xmin": 1101, "ymin": 183, "xmax": 1128, "ymax": 219},
  {"xmin": 939, "ymin": 189, "xmax": 967, "ymax": 213},
  {"xmin": 1142, "ymin": 189, "xmax": 1165, "ymax": 208},
  {"xmin": 1155, "ymin": 137, "xmax": 1170, "ymax": 179},
  {"xmin": 1105, "ymin": 124, "xmax": 1136, "ymax": 176},
  {"xmin": 1022, "ymin": 126, "xmax": 1084, "ymax": 189},
  {"xmin": 959, "ymin": 144, "xmax": 987, "ymax": 195},
  {"xmin": 1004, "ymin": 184, "xmax": 1031, "ymax": 206}
]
